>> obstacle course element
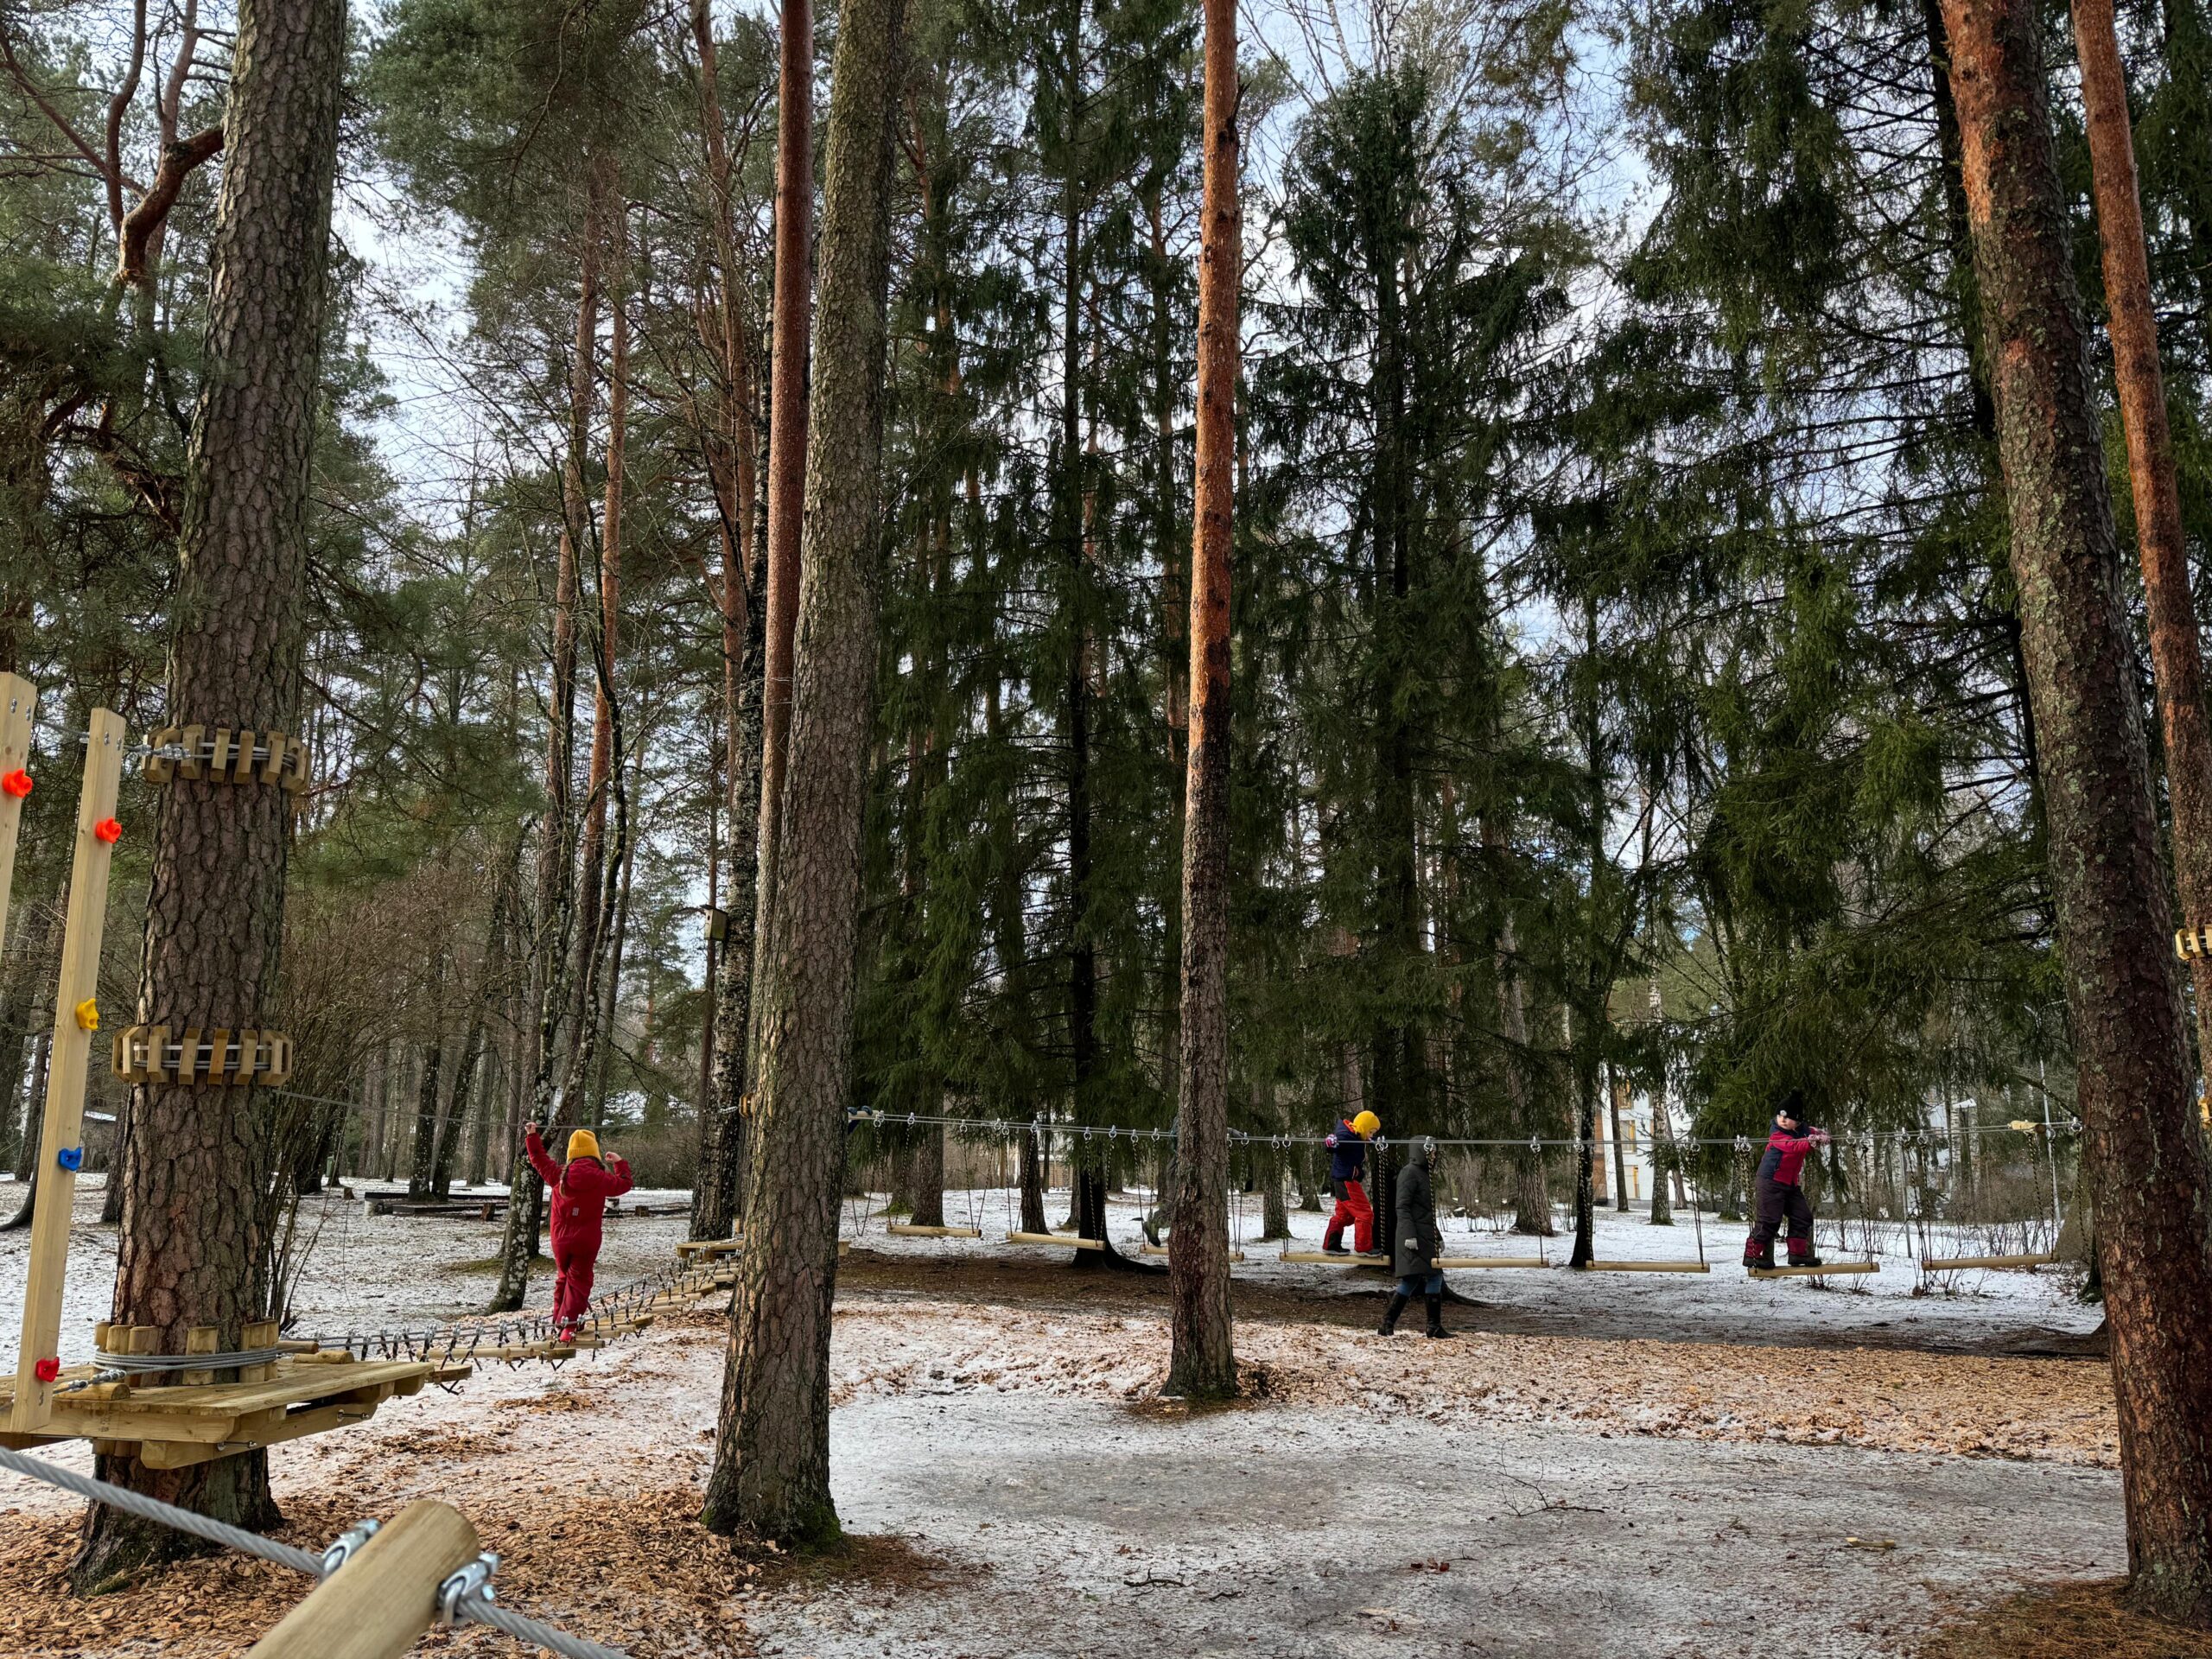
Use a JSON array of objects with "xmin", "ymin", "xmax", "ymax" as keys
[
  {"xmin": 1136, "ymin": 1241, "xmax": 1247, "ymax": 1262},
  {"xmin": 887, "ymin": 1224, "xmax": 982, "ymax": 1238},
  {"xmin": 1746, "ymin": 1261, "xmax": 1879, "ymax": 1279},
  {"xmin": 1433, "ymin": 1255, "xmax": 1549, "ymax": 1269},
  {"xmin": 111, "ymin": 1024, "xmax": 295, "ymax": 1086},
  {"xmin": 1006, "ymin": 1230, "xmax": 1105, "ymax": 1250},
  {"xmin": 1278, "ymin": 1249, "xmax": 1389, "ymax": 1266},
  {"xmin": 1583, "ymin": 1260, "xmax": 1710, "ymax": 1274},
  {"xmin": 1919, "ymin": 1251, "xmax": 2059, "ymax": 1271},
  {"xmin": 143, "ymin": 725, "xmax": 312, "ymax": 800},
  {"xmin": 10, "ymin": 707, "xmax": 124, "ymax": 1434},
  {"xmin": 2177, "ymin": 925, "xmax": 2212, "ymax": 959}
]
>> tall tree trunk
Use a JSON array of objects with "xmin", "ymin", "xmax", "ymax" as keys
[
  {"xmin": 752, "ymin": 0, "xmax": 814, "ymax": 948},
  {"xmin": 570, "ymin": 184, "xmax": 628, "ymax": 1105},
  {"xmin": 74, "ymin": 0, "xmax": 344, "ymax": 1585},
  {"xmin": 1608, "ymin": 1066, "xmax": 1631, "ymax": 1212},
  {"xmin": 1166, "ymin": 0, "xmax": 1239, "ymax": 1400},
  {"xmin": 491, "ymin": 172, "xmax": 601, "ymax": 1312},
  {"xmin": 1941, "ymin": 0, "xmax": 2212, "ymax": 1619},
  {"xmin": 406, "ymin": 983, "xmax": 445, "ymax": 1199},
  {"xmin": 2071, "ymin": 0, "xmax": 2212, "ymax": 1075},
  {"xmin": 702, "ymin": 0, "xmax": 906, "ymax": 1544}
]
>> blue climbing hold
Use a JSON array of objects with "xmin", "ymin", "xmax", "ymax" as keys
[{"xmin": 55, "ymin": 1146, "xmax": 83, "ymax": 1172}]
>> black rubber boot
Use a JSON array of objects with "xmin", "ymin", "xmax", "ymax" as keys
[
  {"xmin": 1377, "ymin": 1293, "xmax": 1409, "ymax": 1335},
  {"xmin": 1744, "ymin": 1246, "xmax": 1776, "ymax": 1270},
  {"xmin": 1789, "ymin": 1250, "xmax": 1824, "ymax": 1269},
  {"xmin": 1423, "ymin": 1294, "xmax": 1452, "ymax": 1338}
]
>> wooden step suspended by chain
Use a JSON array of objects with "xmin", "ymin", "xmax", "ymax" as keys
[
  {"xmin": 112, "ymin": 1025, "xmax": 294, "ymax": 1087},
  {"xmin": 1581, "ymin": 1260, "xmax": 1711, "ymax": 1274},
  {"xmin": 1277, "ymin": 1249, "xmax": 1390, "ymax": 1266},
  {"xmin": 143, "ymin": 725, "xmax": 312, "ymax": 802},
  {"xmin": 1433, "ymin": 1255, "xmax": 1550, "ymax": 1269},
  {"xmin": 1135, "ymin": 1241, "xmax": 1247, "ymax": 1262},
  {"xmin": 1919, "ymin": 1252, "xmax": 2060, "ymax": 1271},
  {"xmin": 676, "ymin": 1236, "xmax": 743, "ymax": 1259},
  {"xmin": 1005, "ymin": 1230, "xmax": 1106, "ymax": 1251},
  {"xmin": 887, "ymin": 1224, "xmax": 982, "ymax": 1238},
  {"xmin": 1746, "ymin": 1261, "xmax": 1880, "ymax": 1278},
  {"xmin": 2177, "ymin": 925, "xmax": 2212, "ymax": 959}
]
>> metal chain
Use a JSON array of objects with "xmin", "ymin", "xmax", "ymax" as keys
[{"xmin": 0, "ymin": 1446, "xmax": 628, "ymax": 1659}]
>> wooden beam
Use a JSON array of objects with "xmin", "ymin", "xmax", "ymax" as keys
[
  {"xmin": 1746, "ymin": 1262, "xmax": 1880, "ymax": 1278},
  {"xmin": 1277, "ymin": 1250, "xmax": 1389, "ymax": 1266},
  {"xmin": 246, "ymin": 1498, "xmax": 480, "ymax": 1659},
  {"xmin": 886, "ymin": 1224, "xmax": 982, "ymax": 1238},
  {"xmin": 1136, "ymin": 1242, "xmax": 1245, "ymax": 1262},
  {"xmin": 1920, "ymin": 1252, "xmax": 2059, "ymax": 1270},
  {"xmin": 1581, "ymin": 1260, "xmax": 1712, "ymax": 1274},
  {"xmin": 1433, "ymin": 1256, "xmax": 1549, "ymax": 1269},
  {"xmin": 10, "ymin": 708, "xmax": 125, "ymax": 1434},
  {"xmin": 1005, "ymin": 1230, "xmax": 1106, "ymax": 1251}
]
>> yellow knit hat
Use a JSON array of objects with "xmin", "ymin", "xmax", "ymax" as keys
[
  {"xmin": 1351, "ymin": 1110, "xmax": 1380, "ymax": 1138},
  {"xmin": 566, "ymin": 1128, "xmax": 601, "ymax": 1164}
]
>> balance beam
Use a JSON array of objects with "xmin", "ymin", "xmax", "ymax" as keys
[
  {"xmin": 1746, "ymin": 1262, "xmax": 1880, "ymax": 1278},
  {"xmin": 1004, "ymin": 1230, "xmax": 1105, "ymax": 1251},
  {"xmin": 1278, "ymin": 1250, "xmax": 1389, "ymax": 1266},
  {"xmin": 1920, "ymin": 1252, "xmax": 2058, "ymax": 1270},
  {"xmin": 887, "ymin": 1224, "xmax": 982, "ymax": 1238},
  {"xmin": 1433, "ymin": 1256, "xmax": 1549, "ymax": 1269},
  {"xmin": 1135, "ymin": 1242, "xmax": 1246, "ymax": 1262},
  {"xmin": 1581, "ymin": 1260, "xmax": 1710, "ymax": 1274}
]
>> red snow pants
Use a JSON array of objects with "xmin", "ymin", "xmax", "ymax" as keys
[
  {"xmin": 1325, "ymin": 1179, "xmax": 1375, "ymax": 1254},
  {"xmin": 551, "ymin": 1249, "xmax": 596, "ymax": 1332}
]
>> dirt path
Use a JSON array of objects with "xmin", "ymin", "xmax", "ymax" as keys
[{"xmin": 0, "ymin": 1251, "xmax": 2125, "ymax": 1656}]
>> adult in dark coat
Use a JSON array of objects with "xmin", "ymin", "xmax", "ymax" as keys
[{"xmin": 1378, "ymin": 1138, "xmax": 1452, "ymax": 1338}]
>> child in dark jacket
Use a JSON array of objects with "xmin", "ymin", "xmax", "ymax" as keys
[
  {"xmin": 524, "ymin": 1122, "xmax": 634, "ymax": 1335},
  {"xmin": 1322, "ymin": 1109, "xmax": 1381, "ymax": 1254},
  {"xmin": 1742, "ymin": 1099, "xmax": 1830, "ymax": 1269}
]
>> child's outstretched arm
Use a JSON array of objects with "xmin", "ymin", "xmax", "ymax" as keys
[{"xmin": 523, "ymin": 1122, "xmax": 563, "ymax": 1189}]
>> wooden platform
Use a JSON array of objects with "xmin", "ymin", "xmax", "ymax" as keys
[
  {"xmin": 1278, "ymin": 1250, "xmax": 1389, "ymax": 1266},
  {"xmin": 1581, "ymin": 1260, "xmax": 1710, "ymax": 1274},
  {"xmin": 1005, "ymin": 1230, "xmax": 1105, "ymax": 1251},
  {"xmin": 676, "ymin": 1236, "xmax": 743, "ymax": 1259},
  {"xmin": 1433, "ymin": 1255, "xmax": 1549, "ymax": 1269},
  {"xmin": 887, "ymin": 1224, "xmax": 982, "ymax": 1238},
  {"xmin": 0, "ymin": 1354, "xmax": 466, "ymax": 1469},
  {"xmin": 1920, "ymin": 1252, "xmax": 2059, "ymax": 1271},
  {"xmin": 1747, "ymin": 1261, "xmax": 1880, "ymax": 1278}
]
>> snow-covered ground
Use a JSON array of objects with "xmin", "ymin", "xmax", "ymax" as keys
[{"xmin": 0, "ymin": 1176, "xmax": 2096, "ymax": 1369}]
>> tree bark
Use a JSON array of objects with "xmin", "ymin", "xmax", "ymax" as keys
[
  {"xmin": 1166, "ymin": 0, "xmax": 1239, "ymax": 1401},
  {"xmin": 74, "ymin": 0, "xmax": 344, "ymax": 1586},
  {"xmin": 1940, "ymin": 0, "xmax": 2212, "ymax": 1620},
  {"xmin": 701, "ymin": 0, "xmax": 906, "ymax": 1544},
  {"xmin": 2070, "ymin": 0, "xmax": 2212, "ymax": 1076}
]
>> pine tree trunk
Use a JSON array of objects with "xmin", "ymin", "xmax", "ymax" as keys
[
  {"xmin": 407, "ymin": 1003, "xmax": 444, "ymax": 1199},
  {"xmin": 491, "ymin": 176, "xmax": 599, "ymax": 1313},
  {"xmin": 2071, "ymin": 0, "xmax": 2212, "ymax": 1075},
  {"xmin": 698, "ymin": 563, "xmax": 765, "ymax": 1240},
  {"xmin": 1166, "ymin": 0, "xmax": 1239, "ymax": 1399},
  {"xmin": 1941, "ymin": 0, "xmax": 2212, "ymax": 1619},
  {"xmin": 73, "ymin": 0, "xmax": 344, "ymax": 1586},
  {"xmin": 1019, "ymin": 1122, "xmax": 1049, "ymax": 1234},
  {"xmin": 1609, "ymin": 1067, "xmax": 1631, "ymax": 1213},
  {"xmin": 702, "ymin": 0, "xmax": 906, "ymax": 1543}
]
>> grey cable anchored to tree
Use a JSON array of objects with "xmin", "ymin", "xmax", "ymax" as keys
[{"xmin": 0, "ymin": 1446, "xmax": 630, "ymax": 1659}]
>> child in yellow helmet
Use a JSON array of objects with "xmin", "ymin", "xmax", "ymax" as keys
[{"xmin": 1321, "ymin": 1109, "xmax": 1381, "ymax": 1254}]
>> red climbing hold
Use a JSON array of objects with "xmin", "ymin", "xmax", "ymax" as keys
[
  {"xmin": 33, "ymin": 1357, "xmax": 60, "ymax": 1382},
  {"xmin": 93, "ymin": 817, "xmax": 121, "ymax": 844},
  {"xmin": 0, "ymin": 768, "xmax": 29, "ymax": 798}
]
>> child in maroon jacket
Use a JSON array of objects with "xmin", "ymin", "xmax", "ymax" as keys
[
  {"xmin": 524, "ymin": 1122, "xmax": 633, "ymax": 1335},
  {"xmin": 1743, "ymin": 1098, "xmax": 1830, "ymax": 1269}
]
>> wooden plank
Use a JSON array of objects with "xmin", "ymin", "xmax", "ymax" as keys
[
  {"xmin": 1746, "ymin": 1262, "xmax": 1880, "ymax": 1278},
  {"xmin": 1005, "ymin": 1230, "xmax": 1106, "ymax": 1251},
  {"xmin": 1433, "ymin": 1256, "xmax": 1550, "ymax": 1269},
  {"xmin": 246, "ymin": 1498, "xmax": 480, "ymax": 1659},
  {"xmin": 136, "ymin": 1394, "xmax": 395, "ymax": 1470},
  {"xmin": 181, "ymin": 1326, "xmax": 219, "ymax": 1387},
  {"xmin": 106, "ymin": 1359, "xmax": 435, "ymax": 1419},
  {"xmin": 1277, "ymin": 1250, "xmax": 1389, "ymax": 1265},
  {"xmin": 239, "ymin": 1319, "xmax": 280, "ymax": 1383},
  {"xmin": 0, "ymin": 676, "xmax": 37, "ymax": 1021},
  {"xmin": 10, "ymin": 707, "xmax": 125, "ymax": 1433},
  {"xmin": 1136, "ymin": 1242, "xmax": 1246, "ymax": 1262},
  {"xmin": 886, "ymin": 1224, "xmax": 982, "ymax": 1238},
  {"xmin": 1920, "ymin": 1252, "xmax": 2060, "ymax": 1270},
  {"xmin": 1583, "ymin": 1260, "xmax": 1712, "ymax": 1274}
]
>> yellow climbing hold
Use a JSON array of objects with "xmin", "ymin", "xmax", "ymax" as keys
[{"xmin": 74, "ymin": 998, "xmax": 99, "ymax": 1031}]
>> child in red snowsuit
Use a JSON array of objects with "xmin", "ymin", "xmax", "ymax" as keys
[
  {"xmin": 524, "ymin": 1122, "xmax": 633, "ymax": 1335},
  {"xmin": 1742, "ymin": 1101, "xmax": 1830, "ymax": 1269},
  {"xmin": 1322, "ymin": 1109, "xmax": 1381, "ymax": 1254}
]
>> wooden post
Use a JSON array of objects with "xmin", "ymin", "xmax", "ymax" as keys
[
  {"xmin": 10, "ymin": 708, "xmax": 126, "ymax": 1433},
  {"xmin": 245, "ymin": 1498, "xmax": 481, "ymax": 1659},
  {"xmin": 0, "ymin": 674, "xmax": 36, "ymax": 959}
]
